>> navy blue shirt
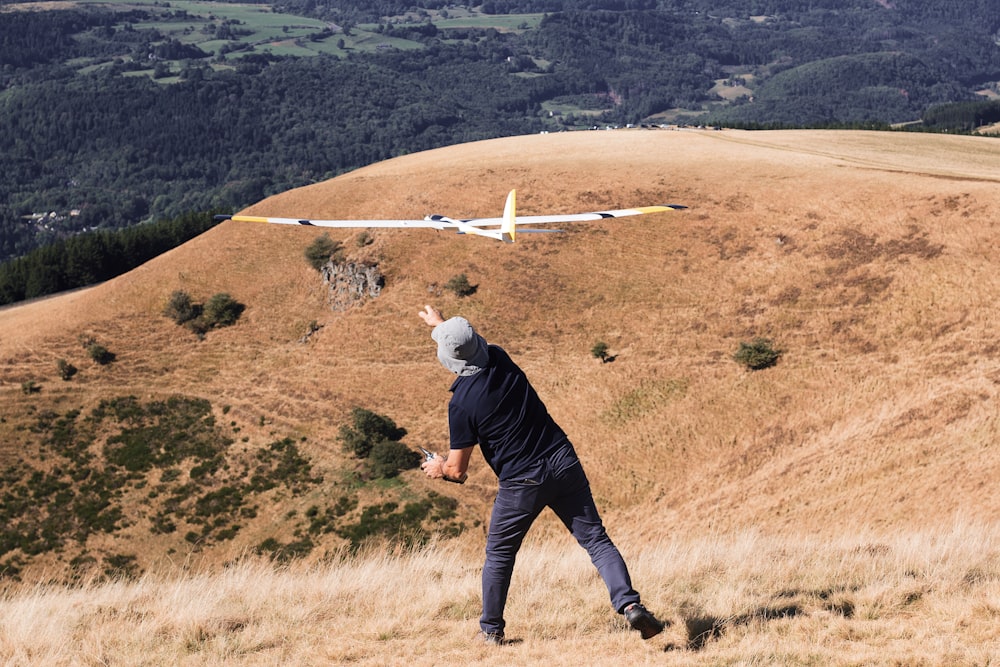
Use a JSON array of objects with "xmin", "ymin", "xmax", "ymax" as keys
[{"xmin": 448, "ymin": 345, "xmax": 571, "ymax": 481}]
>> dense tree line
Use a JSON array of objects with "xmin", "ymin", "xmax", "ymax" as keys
[
  {"xmin": 707, "ymin": 52, "xmax": 969, "ymax": 127},
  {"xmin": 922, "ymin": 100, "xmax": 1000, "ymax": 133},
  {"xmin": 0, "ymin": 211, "xmax": 221, "ymax": 305},
  {"xmin": 273, "ymin": 0, "xmax": 1000, "ymax": 24}
]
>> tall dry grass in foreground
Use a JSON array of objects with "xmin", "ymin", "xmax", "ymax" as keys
[{"xmin": 3, "ymin": 523, "xmax": 999, "ymax": 666}]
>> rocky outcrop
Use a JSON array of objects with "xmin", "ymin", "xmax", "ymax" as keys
[{"xmin": 320, "ymin": 261, "xmax": 384, "ymax": 311}]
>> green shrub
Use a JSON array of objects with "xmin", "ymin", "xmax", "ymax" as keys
[
  {"xmin": 105, "ymin": 432, "xmax": 155, "ymax": 472},
  {"xmin": 215, "ymin": 524, "xmax": 241, "ymax": 541},
  {"xmin": 194, "ymin": 485, "xmax": 245, "ymax": 517},
  {"xmin": 21, "ymin": 380, "xmax": 40, "ymax": 395},
  {"xmin": 163, "ymin": 290, "xmax": 199, "ymax": 324},
  {"xmin": 150, "ymin": 513, "xmax": 176, "ymax": 534},
  {"xmin": 444, "ymin": 273, "xmax": 476, "ymax": 297},
  {"xmin": 333, "ymin": 494, "xmax": 357, "ymax": 517},
  {"xmin": 103, "ymin": 553, "xmax": 140, "ymax": 580},
  {"xmin": 368, "ymin": 440, "xmax": 422, "ymax": 479},
  {"xmin": 256, "ymin": 536, "xmax": 314, "ymax": 563},
  {"xmin": 56, "ymin": 359, "xmax": 77, "ymax": 380},
  {"xmin": 87, "ymin": 343, "xmax": 115, "ymax": 365},
  {"xmin": 164, "ymin": 291, "xmax": 244, "ymax": 335},
  {"xmin": 591, "ymin": 341, "xmax": 609, "ymax": 361},
  {"xmin": 339, "ymin": 407, "xmax": 407, "ymax": 459},
  {"xmin": 201, "ymin": 293, "xmax": 244, "ymax": 328},
  {"xmin": 733, "ymin": 337, "xmax": 782, "ymax": 370},
  {"xmin": 304, "ymin": 233, "xmax": 344, "ymax": 271}
]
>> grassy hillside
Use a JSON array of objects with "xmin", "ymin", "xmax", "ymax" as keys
[
  {"xmin": 5, "ymin": 526, "xmax": 1000, "ymax": 665},
  {"xmin": 2, "ymin": 128, "xmax": 1000, "ymax": 662}
]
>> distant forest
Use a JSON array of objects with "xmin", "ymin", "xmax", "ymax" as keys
[
  {"xmin": 0, "ymin": 212, "xmax": 221, "ymax": 306},
  {"xmin": 1, "ymin": 0, "xmax": 998, "ymax": 274}
]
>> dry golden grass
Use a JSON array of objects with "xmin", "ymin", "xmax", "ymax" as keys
[
  {"xmin": 2, "ymin": 128, "xmax": 1000, "ymax": 662},
  {"xmin": 3, "ymin": 522, "xmax": 1000, "ymax": 665}
]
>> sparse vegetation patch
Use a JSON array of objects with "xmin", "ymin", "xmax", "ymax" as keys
[
  {"xmin": 1, "ymin": 396, "xmax": 465, "ymax": 579},
  {"xmin": 0, "ymin": 396, "xmax": 319, "ymax": 580},
  {"xmin": 335, "ymin": 492, "xmax": 463, "ymax": 551},
  {"xmin": 601, "ymin": 378, "xmax": 688, "ymax": 425}
]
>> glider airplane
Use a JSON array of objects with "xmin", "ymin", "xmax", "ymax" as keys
[{"xmin": 216, "ymin": 189, "xmax": 686, "ymax": 243}]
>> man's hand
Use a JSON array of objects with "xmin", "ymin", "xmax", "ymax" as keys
[
  {"xmin": 421, "ymin": 454, "xmax": 445, "ymax": 479},
  {"xmin": 419, "ymin": 305, "xmax": 445, "ymax": 327},
  {"xmin": 420, "ymin": 448, "xmax": 469, "ymax": 484}
]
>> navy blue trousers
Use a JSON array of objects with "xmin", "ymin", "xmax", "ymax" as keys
[{"xmin": 480, "ymin": 447, "xmax": 640, "ymax": 636}]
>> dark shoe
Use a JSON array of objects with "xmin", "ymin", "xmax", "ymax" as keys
[
  {"xmin": 476, "ymin": 630, "xmax": 504, "ymax": 646},
  {"xmin": 624, "ymin": 603, "xmax": 665, "ymax": 640}
]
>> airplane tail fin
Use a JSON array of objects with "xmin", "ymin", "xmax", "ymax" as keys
[{"xmin": 500, "ymin": 189, "xmax": 516, "ymax": 243}]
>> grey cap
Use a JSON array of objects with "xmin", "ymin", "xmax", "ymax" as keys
[{"xmin": 432, "ymin": 316, "xmax": 489, "ymax": 376}]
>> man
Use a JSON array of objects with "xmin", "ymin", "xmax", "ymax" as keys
[{"xmin": 418, "ymin": 305, "xmax": 665, "ymax": 645}]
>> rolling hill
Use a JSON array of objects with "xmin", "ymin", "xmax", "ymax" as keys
[{"xmin": 2, "ymin": 127, "xmax": 1000, "ymax": 573}]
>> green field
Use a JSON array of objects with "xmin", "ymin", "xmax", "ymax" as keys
[
  {"xmin": 8, "ymin": 0, "xmax": 547, "ymax": 78},
  {"xmin": 431, "ymin": 12, "xmax": 544, "ymax": 32},
  {"xmin": 28, "ymin": 0, "xmax": 441, "ymax": 78},
  {"xmin": 59, "ymin": 0, "xmax": 541, "ymax": 71}
]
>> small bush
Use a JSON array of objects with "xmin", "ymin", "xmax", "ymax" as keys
[
  {"xmin": 21, "ymin": 380, "xmax": 41, "ymax": 395},
  {"xmin": 195, "ymin": 486, "xmax": 245, "ymax": 517},
  {"xmin": 733, "ymin": 337, "xmax": 782, "ymax": 370},
  {"xmin": 103, "ymin": 553, "xmax": 140, "ymax": 580},
  {"xmin": 165, "ymin": 291, "xmax": 245, "ymax": 335},
  {"xmin": 150, "ymin": 513, "xmax": 177, "ymax": 534},
  {"xmin": 339, "ymin": 407, "xmax": 407, "ymax": 459},
  {"xmin": 591, "ymin": 341, "xmax": 609, "ymax": 361},
  {"xmin": 56, "ymin": 359, "xmax": 78, "ymax": 380},
  {"xmin": 201, "ymin": 293, "xmax": 245, "ymax": 329},
  {"xmin": 369, "ymin": 440, "xmax": 422, "ymax": 479},
  {"xmin": 256, "ymin": 536, "xmax": 314, "ymax": 563},
  {"xmin": 304, "ymin": 233, "xmax": 344, "ymax": 271},
  {"xmin": 87, "ymin": 343, "xmax": 115, "ymax": 365},
  {"xmin": 444, "ymin": 273, "xmax": 476, "ymax": 297},
  {"xmin": 164, "ymin": 290, "xmax": 199, "ymax": 324}
]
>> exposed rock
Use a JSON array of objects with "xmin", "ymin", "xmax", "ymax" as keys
[{"xmin": 320, "ymin": 261, "xmax": 384, "ymax": 311}]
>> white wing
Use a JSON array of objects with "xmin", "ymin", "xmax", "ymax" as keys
[
  {"xmin": 222, "ymin": 216, "xmax": 449, "ymax": 229},
  {"xmin": 219, "ymin": 189, "xmax": 686, "ymax": 243}
]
